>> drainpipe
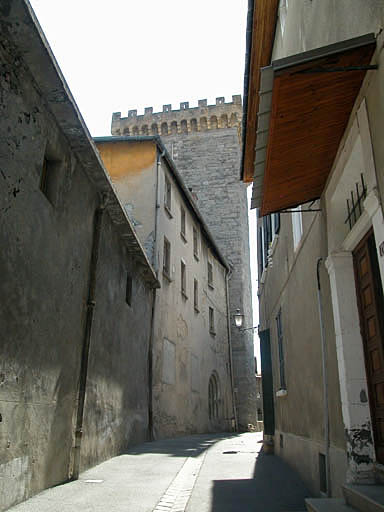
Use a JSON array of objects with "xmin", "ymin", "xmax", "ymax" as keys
[
  {"xmin": 317, "ymin": 257, "xmax": 331, "ymax": 496},
  {"xmin": 147, "ymin": 148, "xmax": 164, "ymax": 440},
  {"xmin": 72, "ymin": 195, "xmax": 107, "ymax": 480},
  {"xmin": 225, "ymin": 267, "xmax": 238, "ymax": 432}
]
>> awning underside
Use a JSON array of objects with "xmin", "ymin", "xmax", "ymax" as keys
[{"xmin": 251, "ymin": 33, "xmax": 376, "ymax": 215}]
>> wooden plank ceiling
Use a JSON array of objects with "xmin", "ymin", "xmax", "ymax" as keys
[{"xmin": 260, "ymin": 42, "xmax": 376, "ymax": 216}]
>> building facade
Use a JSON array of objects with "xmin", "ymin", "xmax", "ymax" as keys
[
  {"xmin": 95, "ymin": 136, "xmax": 235, "ymax": 438},
  {"xmin": 111, "ymin": 98, "xmax": 257, "ymax": 430},
  {"xmin": 242, "ymin": 0, "xmax": 384, "ymax": 503},
  {"xmin": 0, "ymin": 2, "xmax": 158, "ymax": 510}
]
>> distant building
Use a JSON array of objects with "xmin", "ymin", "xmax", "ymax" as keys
[
  {"xmin": 111, "ymin": 97, "xmax": 257, "ymax": 430},
  {"xmin": 95, "ymin": 136, "xmax": 236, "ymax": 437},
  {"xmin": 242, "ymin": 0, "xmax": 384, "ymax": 502}
]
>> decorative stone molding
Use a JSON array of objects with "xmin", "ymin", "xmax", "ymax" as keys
[{"xmin": 364, "ymin": 187, "xmax": 381, "ymax": 219}]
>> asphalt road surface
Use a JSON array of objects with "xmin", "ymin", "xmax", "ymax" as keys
[{"xmin": 8, "ymin": 432, "xmax": 310, "ymax": 511}]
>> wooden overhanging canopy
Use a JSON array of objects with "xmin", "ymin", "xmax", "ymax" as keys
[{"xmin": 251, "ymin": 33, "xmax": 377, "ymax": 215}]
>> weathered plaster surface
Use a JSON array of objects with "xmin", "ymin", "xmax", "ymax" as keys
[{"xmin": 0, "ymin": 3, "xmax": 155, "ymax": 509}]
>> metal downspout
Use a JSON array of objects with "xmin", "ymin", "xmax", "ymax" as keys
[
  {"xmin": 317, "ymin": 257, "xmax": 331, "ymax": 496},
  {"xmin": 72, "ymin": 196, "xmax": 107, "ymax": 480},
  {"xmin": 225, "ymin": 267, "xmax": 238, "ymax": 432},
  {"xmin": 147, "ymin": 148, "xmax": 164, "ymax": 440}
]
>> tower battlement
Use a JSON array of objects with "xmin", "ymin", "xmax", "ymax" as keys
[{"xmin": 111, "ymin": 95, "xmax": 242, "ymax": 136}]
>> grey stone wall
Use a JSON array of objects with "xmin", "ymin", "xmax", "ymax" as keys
[
  {"xmin": 164, "ymin": 127, "xmax": 256, "ymax": 429},
  {"xmin": 113, "ymin": 99, "xmax": 256, "ymax": 428},
  {"xmin": 0, "ymin": 6, "xmax": 154, "ymax": 509}
]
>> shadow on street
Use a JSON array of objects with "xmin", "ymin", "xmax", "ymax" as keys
[
  {"xmin": 210, "ymin": 447, "xmax": 311, "ymax": 511},
  {"xmin": 126, "ymin": 432, "xmax": 237, "ymax": 458}
]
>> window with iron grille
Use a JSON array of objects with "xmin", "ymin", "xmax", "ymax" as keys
[
  {"xmin": 194, "ymin": 278, "xmax": 199, "ymax": 311},
  {"xmin": 181, "ymin": 260, "xmax": 187, "ymax": 297},
  {"xmin": 193, "ymin": 226, "xmax": 199, "ymax": 259},
  {"xmin": 126, "ymin": 273, "xmax": 132, "ymax": 306},
  {"xmin": 209, "ymin": 307, "xmax": 215, "ymax": 334},
  {"xmin": 208, "ymin": 261, "xmax": 213, "ymax": 289},
  {"xmin": 164, "ymin": 176, "xmax": 172, "ymax": 214},
  {"xmin": 163, "ymin": 237, "xmax": 171, "ymax": 278},
  {"xmin": 276, "ymin": 308, "xmax": 286, "ymax": 389},
  {"xmin": 180, "ymin": 206, "xmax": 186, "ymax": 240}
]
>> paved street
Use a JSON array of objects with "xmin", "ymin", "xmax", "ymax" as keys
[{"xmin": 9, "ymin": 432, "xmax": 310, "ymax": 512}]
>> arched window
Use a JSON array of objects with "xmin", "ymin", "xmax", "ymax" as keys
[
  {"xmin": 220, "ymin": 114, "xmax": 228, "ymax": 128},
  {"xmin": 181, "ymin": 120, "xmax": 188, "ymax": 134},
  {"xmin": 190, "ymin": 119, "xmax": 198, "ymax": 132},
  {"xmin": 142, "ymin": 125, "xmax": 149, "ymax": 135},
  {"xmin": 200, "ymin": 117, "xmax": 207, "ymax": 131},
  {"xmin": 132, "ymin": 126, "xmax": 139, "ymax": 135},
  {"xmin": 210, "ymin": 116, "xmax": 218, "ymax": 130},
  {"xmin": 151, "ymin": 123, "xmax": 158, "ymax": 135},
  {"xmin": 230, "ymin": 113, "xmax": 238, "ymax": 126},
  {"xmin": 161, "ymin": 122, "xmax": 168, "ymax": 135},
  {"xmin": 123, "ymin": 127, "xmax": 130, "ymax": 135},
  {"xmin": 171, "ymin": 121, "xmax": 178, "ymax": 134},
  {"xmin": 208, "ymin": 373, "xmax": 220, "ymax": 420}
]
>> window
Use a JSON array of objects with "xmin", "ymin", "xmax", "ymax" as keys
[
  {"xmin": 209, "ymin": 307, "xmax": 215, "ymax": 334},
  {"xmin": 126, "ymin": 273, "xmax": 132, "ymax": 306},
  {"xmin": 208, "ymin": 373, "xmax": 220, "ymax": 420},
  {"xmin": 194, "ymin": 279, "xmax": 199, "ymax": 312},
  {"xmin": 163, "ymin": 237, "xmax": 171, "ymax": 278},
  {"xmin": 164, "ymin": 176, "xmax": 172, "ymax": 215},
  {"xmin": 193, "ymin": 227, "xmax": 199, "ymax": 259},
  {"xmin": 276, "ymin": 309, "xmax": 286, "ymax": 390},
  {"xmin": 258, "ymin": 212, "xmax": 280, "ymax": 275},
  {"xmin": 180, "ymin": 206, "xmax": 186, "ymax": 241},
  {"xmin": 181, "ymin": 260, "xmax": 187, "ymax": 297},
  {"xmin": 208, "ymin": 261, "xmax": 213, "ymax": 289},
  {"xmin": 40, "ymin": 156, "xmax": 60, "ymax": 205},
  {"xmin": 292, "ymin": 205, "xmax": 303, "ymax": 250}
]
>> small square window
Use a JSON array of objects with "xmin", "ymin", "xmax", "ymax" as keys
[
  {"xmin": 181, "ymin": 260, "xmax": 187, "ymax": 298},
  {"xmin": 208, "ymin": 261, "xmax": 214, "ymax": 289},
  {"xmin": 193, "ymin": 227, "xmax": 199, "ymax": 260},
  {"xmin": 180, "ymin": 207, "xmax": 186, "ymax": 241},
  {"xmin": 164, "ymin": 176, "xmax": 172, "ymax": 216},
  {"xmin": 40, "ymin": 156, "xmax": 60, "ymax": 205},
  {"xmin": 209, "ymin": 307, "xmax": 215, "ymax": 335},
  {"xmin": 163, "ymin": 237, "xmax": 171, "ymax": 279},
  {"xmin": 126, "ymin": 274, "xmax": 132, "ymax": 306},
  {"xmin": 194, "ymin": 279, "xmax": 199, "ymax": 312}
]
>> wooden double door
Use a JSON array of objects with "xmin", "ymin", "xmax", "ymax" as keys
[{"xmin": 353, "ymin": 229, "xmax": 384, "ymax": 464}]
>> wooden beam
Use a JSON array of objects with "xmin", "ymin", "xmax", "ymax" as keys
[{"xmin": 243, "ymin": 0, "xmax": 279, "ymax": 183}]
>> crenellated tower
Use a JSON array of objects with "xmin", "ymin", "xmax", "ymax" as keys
[{"xmin": 111, "ymin": 95, "xmax": 256, "ymax": 430}]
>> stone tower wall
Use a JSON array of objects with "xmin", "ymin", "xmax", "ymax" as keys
[{"xmin": 111, "ymin": 96, "xmax": 256, "ymax": 429}]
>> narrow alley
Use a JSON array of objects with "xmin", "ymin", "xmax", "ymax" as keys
[{"xmin": 7, "ymin": 433, "xmax": 310, "ymax": 512}]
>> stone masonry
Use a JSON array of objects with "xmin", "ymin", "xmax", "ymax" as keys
[{"xmin": 112, "ymin": 96, "xmax": 256, "ymax": 429}]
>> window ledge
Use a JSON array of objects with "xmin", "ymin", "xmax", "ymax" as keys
[
  {"xmin": 194, "ymin": 253, "xmax": 199, "ymax": 261},
  {"xmin": 180, "ymin": 232, "xmax": 187, "ymax": 243},
  {"xmin": 194, "ymin": 306, "xmax": 200, "ymax": 314},
  {"xmin": 209, "ymin": 330, "xmax": 216, "ymax": 337},
  {"xmin": 162, "ymin": 270, "xmax": 172, "ymax": 282},
  {"xmin": 276, "ymin": 389, "xmax": 287, "ymax": 398},
  {"xmin": 260, "ymin": 267, "xmax": 267, "ymax": 285},
  {"xmin": 208, "ymin": 283, "xmax": 214, "ymax": 290},
  {"xmin": 181, "ymin": 291, "xmax": 188, "ymax": 300},
  {"xmin": 164, "ymin": 205, "xmax": 173, "ymax": 219}
]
